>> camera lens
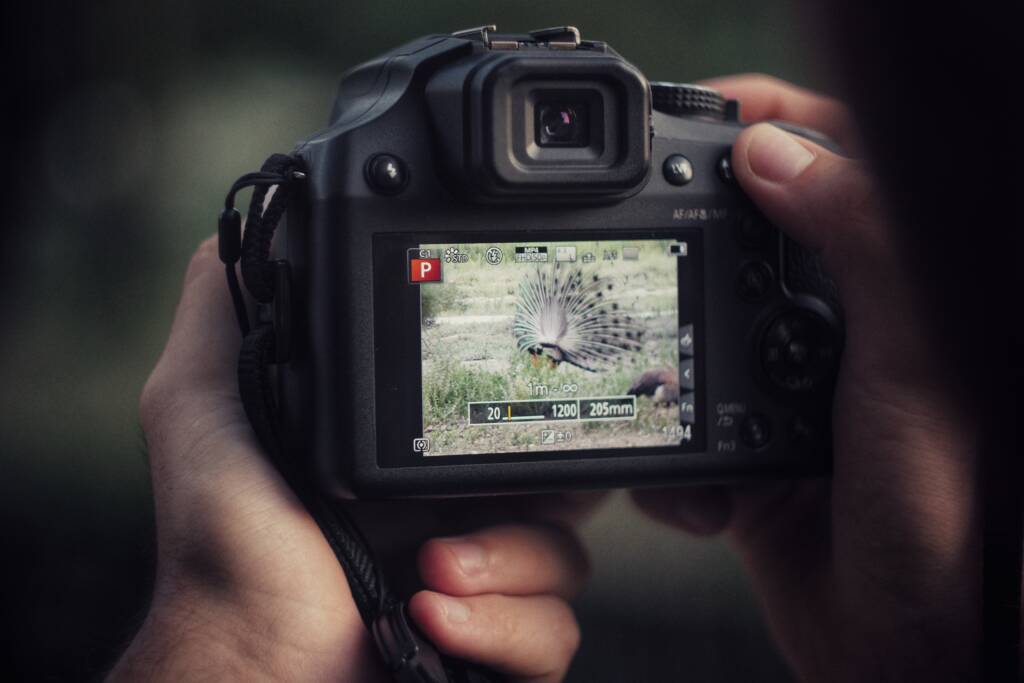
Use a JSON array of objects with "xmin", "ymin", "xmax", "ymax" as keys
[{"xmin": 537, "ymin": 102, "xmax": 589, "ymax": 147}]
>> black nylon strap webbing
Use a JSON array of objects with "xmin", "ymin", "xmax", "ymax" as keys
[{"xmin": 241, "ymin": 153, "xmax": 298, "ymax": 303}]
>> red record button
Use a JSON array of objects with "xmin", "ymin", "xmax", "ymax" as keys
[{"xmin": 410, "ymin": 257, "xmax": 442, "ymax": 283}]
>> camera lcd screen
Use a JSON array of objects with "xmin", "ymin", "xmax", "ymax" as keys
[{"xmin": 410, "ymin": 237, "xmax": 701, "ymax": 457}]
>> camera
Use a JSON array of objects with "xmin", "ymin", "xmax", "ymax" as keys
[{"xmin": 268, "ymin": 25, "xmax": 843, "ymax": 498}]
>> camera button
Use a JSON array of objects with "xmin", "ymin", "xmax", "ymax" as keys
[
  {"xmin": 366, "ymin": 154, "xmax": 409, "ymax": 195},
  {"xmin": 717, "ymin": 154, "xmax": 735, "ymax": 182},
  {"xmin": 680, "ymin": 359, "xmax": 695, "ymax": 390},
  {"xmin": 789, "ymin": 416, "xmax": 816, "ymax": 445},
  {"xmin": 736, "ymin": 261, "xmax": 774, "ymax": 301},
  {"xmin": 761, "ymin": 310, "xmax": 838, "ymax": 393},
  {"xmin": 678, "ymin": 323, "xmax": 694, "ymax": 356},
  {"xmin": 663, "ymin": 154, "xmax": 694, "ymax": 186},
  {"xmin": 740, "ymin": 413, "xmax": 772, "ymax": 449},
  {"xmin": 680, "ymin": 397, "xmax": 696, "ymax": 424}
]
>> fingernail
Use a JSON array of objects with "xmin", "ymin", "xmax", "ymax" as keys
[
  {"xmin": 440, "ymin": 538, "xmax": 487, "ymax": 575},
  {"xmin": 436, "ymin": 594, "xmax": 471, "ymax": 624},
  {"xmin": 745, "ymin": 124, "xmax": 815, "ymax": 182}
]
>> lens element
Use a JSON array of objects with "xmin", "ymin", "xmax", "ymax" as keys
[{"xmin": 536, "ymin": 102, "xmax": 589, "ymax": 147}]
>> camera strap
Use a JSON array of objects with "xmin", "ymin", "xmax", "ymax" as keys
[{"xmin": 219, "ymin": 154, "xmax": 499, "ymax": 683}]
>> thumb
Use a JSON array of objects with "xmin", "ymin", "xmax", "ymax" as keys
[
  {"xmin": 737, "ymin": 124, "xmax": 966, "ymax": 458},
  {"xmin": 732, "ymin": 123, "xmax": 937, "ymax": 387},
  {"xmin": 732, "ymin": 123, "xmax": 893, "ymax": 296}
]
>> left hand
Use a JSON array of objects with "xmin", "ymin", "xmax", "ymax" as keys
[{"xmin": 110, "ymin": 236, "xmax": 599, "ymax": 682}]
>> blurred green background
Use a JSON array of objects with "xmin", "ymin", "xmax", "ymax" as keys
[{"xmin": 0, "ymin": 1, "xmax": 836, "ymax": 679}]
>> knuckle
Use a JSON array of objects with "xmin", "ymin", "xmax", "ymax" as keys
[
  {"xmin": 827, "ymin": 96, "xmax": 853, "ymax": 121},
  {"xmin": 747, "ymin": 73, "xmax": 798, "ymax": 101},
  {"xmin": 738, "ymin": 72, "xmax": 782, "ymax": 88},
  {"xmin": 138, "ymin": 368, "xmax": 179, "ymax": 436},
  {"xmin": 139, "ymin": 366, "xmax": 195, "ymax": 442},
  {"xmin": 138, "ymin": 371, "xmax": 166, "ymax": 433}
]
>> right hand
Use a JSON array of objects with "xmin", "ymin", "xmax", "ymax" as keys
[
  {"xmin": 113, "ymin": 236, "xmax": 596, "ymax": 683},
  {"xmin": 633, "ymin": 75, "xmax": 979, "ymax": 682}
]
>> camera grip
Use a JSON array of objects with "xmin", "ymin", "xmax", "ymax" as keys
[{"xmin": 783, "ymin": 238, "xmax": 840, "ymax": 315}]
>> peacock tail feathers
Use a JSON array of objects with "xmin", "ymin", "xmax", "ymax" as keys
[{"xmin": 512, "ymin": 263, "xmax": 644, "ymax": 372}]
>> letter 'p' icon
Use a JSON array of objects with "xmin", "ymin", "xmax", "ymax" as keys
[{"xmin": 410, "ymin": 257, "xmax": 442, "ymax": 283}]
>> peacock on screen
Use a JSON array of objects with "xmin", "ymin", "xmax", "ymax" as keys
[{"xmin": 417, "ymin": 238, "xmax": 693, "ymax": 457}]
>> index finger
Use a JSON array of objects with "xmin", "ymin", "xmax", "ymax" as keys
[{"xmin": 699, "ymin": 73, "xmax": 860, "ymax": 152}]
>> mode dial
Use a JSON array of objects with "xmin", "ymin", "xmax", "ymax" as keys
[{"xmin": 651, "ymin": 82, "xmax": 727, "ymax": 119}]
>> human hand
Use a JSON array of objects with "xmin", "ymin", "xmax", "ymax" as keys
[
  {"xmin": 633, "ymin": 75, "xmax": 978, "ymax": 682},
  {"xmin": 110, "ymin": 236, "xmax": 594, "ymax": 682}
]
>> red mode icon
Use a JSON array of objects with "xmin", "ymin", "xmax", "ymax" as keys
[{"xmin": 410, "ymin": 257, "xmax": 442, "ymax": 283}]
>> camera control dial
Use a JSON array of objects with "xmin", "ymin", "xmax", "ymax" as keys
[
  {"xmin": 651, "ymin": 82, "xmax": 727, "ymax": 119},
  {"xmin": 760, "ymin": 309, "xmax": 839, "ymax": 393}
]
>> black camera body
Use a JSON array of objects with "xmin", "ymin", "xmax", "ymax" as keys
[{"xmin": 274, "ymin": 26, "xmax": 842, "ymax": 498}]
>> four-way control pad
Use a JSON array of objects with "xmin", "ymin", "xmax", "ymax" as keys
[{"xmin": 761, "ymin": 309, "xmax": 839, "ymax": 393}]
